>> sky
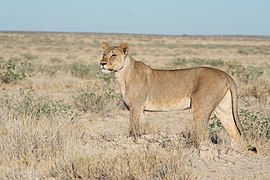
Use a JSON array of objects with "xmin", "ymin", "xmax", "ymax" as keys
[{"xmin": 0, "ymin": 0, "xmax": 270, "ymax": 36}]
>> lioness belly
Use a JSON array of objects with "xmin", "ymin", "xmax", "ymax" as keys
[{"xmin": 145, "ymin": 97, "xmax": 191, "ymax": 111}]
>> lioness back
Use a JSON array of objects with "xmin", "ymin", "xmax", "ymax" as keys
[{"xmin": 145, "ymin": 66, "xmax": 231, "ymax": 112}]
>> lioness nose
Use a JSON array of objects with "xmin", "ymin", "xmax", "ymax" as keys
[{"xmin": 100, "ymin": 62, "xmax": 107, "ymax": 66}]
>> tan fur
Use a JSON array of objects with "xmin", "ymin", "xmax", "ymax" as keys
[{"xmin": 100, "ymin": 42, "xmax": 254, "ymax": 150}]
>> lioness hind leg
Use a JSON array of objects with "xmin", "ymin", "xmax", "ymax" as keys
[
  {"xmin": 191, "ymin": 96, "xmax": 212, "ymax": 147},
  {"xmin": 192, "ymin": 109, "xmax": 212, "ymax": 148},
  {"xmin": 214, "ymin": 90, "xmax": 241, "ymax": 146},
  {"xmin": 191, "ymin": 93, "xmax": 219, "ymax": 148}
]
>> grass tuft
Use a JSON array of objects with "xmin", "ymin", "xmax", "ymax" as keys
[{"xmin": 49, "ymin": 150, "xmax": 190, "ymax": 179}]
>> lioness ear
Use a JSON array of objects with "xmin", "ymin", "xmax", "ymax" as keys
[
  {"xmin": 102, "ymin": 42, "xmax": 110, "ymax": 50},
  {"xmin": 119, "ymin": 43, "xmax": 129, "ymax": 55}
]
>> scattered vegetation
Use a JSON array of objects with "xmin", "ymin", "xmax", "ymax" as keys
[
  {"xmin": 171, "ymin": 57, "xmax": 265, "ymax": 83},
  {"xmin": 73, "ymin": 83, "xmax": 120, "ymax": 115},
  {"xmin": 227, "ymin": 61, "xmax": 264, "ymax": 83},
  {"xmin": 68, "ymin": 62, "xmax": 100, "ymax": 79},
  {"xmin": 0, "ymin": 55, "xmax": 101, "ymax": 79},
  {"xmin": 0, "ymin": 32, "xmax": 269, "ymax": 179},
  {"xmin": 237, "ymin": 45, "xmax": 270, "ymax": 55},
  {"xmin": 0, "ymin": 88, "xmax": 79, "ymax": 120},
  {"xmin": 172, "ymin": 57, "xmax": 225, "ymax": 68}
]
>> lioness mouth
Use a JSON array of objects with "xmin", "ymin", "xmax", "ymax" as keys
[{"xmin": 101, "ymin": 66, "xmax": 113, "ymax": 71}]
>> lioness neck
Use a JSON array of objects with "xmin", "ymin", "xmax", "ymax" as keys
[
  {"xmin": 115, "ymin": 55, "xmax": 134, "ymax": 79},
  {"xmin": 115, "ymin": 55, "xmax": 135, "ymax": 98}
]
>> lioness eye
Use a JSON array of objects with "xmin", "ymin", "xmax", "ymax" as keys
[{"xmin": 111, "ymin": 54, "xmax": 117, "ymax": 57}]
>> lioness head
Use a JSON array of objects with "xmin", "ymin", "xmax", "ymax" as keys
[{"xmin": 100, "ymin": 42, "xmax": 129, "ymax": 74}]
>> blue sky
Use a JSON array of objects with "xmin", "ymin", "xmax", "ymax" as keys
[{"xmin": 1, "ymin": 0, "xmax": 270, "ymax": 36}]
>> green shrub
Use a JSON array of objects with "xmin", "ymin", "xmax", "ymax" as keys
[
  {"xmin": 240, "ymin": 109, "xmax": 270, "ymax": 139},
  {"xmin": 226, "ymin": 62, "xmax": 264, "ymax": 83},
  {"xmin": 0, "ymin": 88, "xmax": 79, "ymax": 120},
  {"xmin": 38, "ymin": 64, "xmax": 62, "ymax": 76},
  {"xmin": 49, "ymin": 57, "xmax": 64, "ymax": 64},
  {"xmin": 73, "ymin": 84, "xmax": 120, "ymax": 116},
  {"xmin": 35, "ymin": 62, "xmax": 100, "ymax": 78},
  {"xmin": 98, "ymin": 72, "xmax": 115, "ymax": 83},
  {"xmin": 0, "ymin": 57, "xmax": 30, "ymax": 83},
  {"xmin": 22, "ymin": 53, "xmax": 39, "ymax": 60},
  {"xmin": 68, "ymin": 62, "xmax": 99, "ymax": 79},
  {"xmin": 208, "ymin": 116, "xmax": 224, "ymax": 144},
  {"xmin": 172, "ymin": 58, "xmax": 188, "ymax": 67},
  {"xmin": 172, "ymin": 58, "xmax": 225, "ymax": 68}
]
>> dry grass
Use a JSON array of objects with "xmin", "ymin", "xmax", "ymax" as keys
[
  {"xmin": 49, "ymin": 148, "xmax": 190, "ymax": 179},
  {"xmin": 0, "ymin": 32, "xmax": 270, "ymax": 179}
]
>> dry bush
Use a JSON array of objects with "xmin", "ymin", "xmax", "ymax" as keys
[{"xmin": 239, "ymin": 80, "xmax": 270, "ymax": 104}]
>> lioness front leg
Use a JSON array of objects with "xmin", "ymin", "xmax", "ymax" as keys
[{"xmin": 129, "ymin": 107, "xmax": 144, "ymax": 137}]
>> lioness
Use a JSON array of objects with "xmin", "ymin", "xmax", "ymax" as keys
[{"xmin": 100, "ymin": 42, "xmax": 256, "ymax": 151}]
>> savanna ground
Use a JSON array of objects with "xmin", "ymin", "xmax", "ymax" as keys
[{"xmin": 0, "ymin": 32, "xmax": 270, "ymax": 179}]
